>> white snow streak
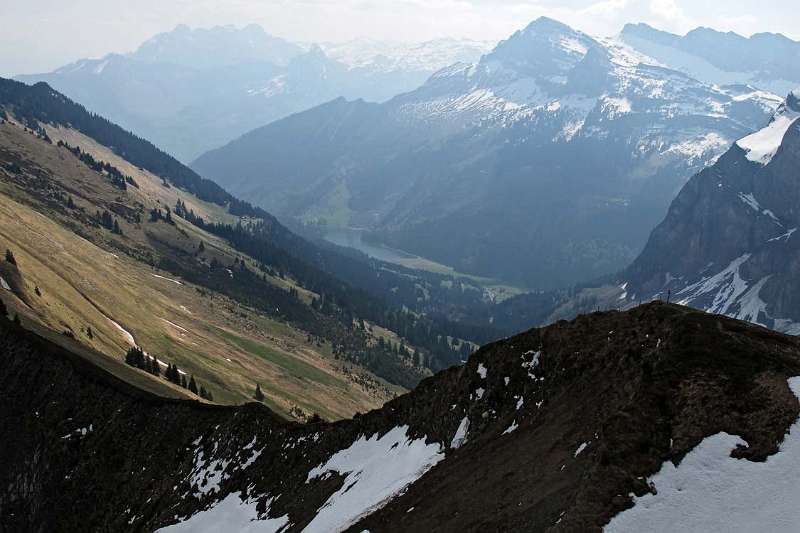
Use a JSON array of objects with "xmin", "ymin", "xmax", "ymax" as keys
[
  {"xmin": 152, "ymin": 274, "xmax": 183, "ymax": 285},
  {"xmin": 677, "ymin": 254, "xmax": 750, "ymax": 316},
  {"xmin": 108, "ymin": 317, "xmax": 136, "ymax": 347},
  {"xmin": 574, "ymin": 442, "xmax": 589, "ymax": 457},
  {"xmin": 769, "ymin": 228, "xmax": 797, "ymax": 242},
  {"xmin": 451, "ymin": 417, "xmax": 470, "ymax": 449}
]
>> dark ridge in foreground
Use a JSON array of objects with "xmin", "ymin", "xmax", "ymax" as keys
[{"xmin": 2, "ymin": 302, "xmax": 799, "ymax": 532}]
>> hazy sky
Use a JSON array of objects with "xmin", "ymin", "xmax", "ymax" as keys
[{"xmin": 2, "ymin": 0, "xmax": 798, "ymax": 76}]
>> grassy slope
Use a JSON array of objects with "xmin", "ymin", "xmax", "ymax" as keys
[{"xmin": 0, "ymin": 121, "xmax": 402, "ymax": 419}]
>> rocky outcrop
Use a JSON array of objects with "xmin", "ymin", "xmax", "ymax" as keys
[
  {"xmin": 2, "ymin": 301, "xmax": 800, "ymax": 531},
  {"xmin": 625, "ymin": 91, "xmax": 800, "ymax": 332}
]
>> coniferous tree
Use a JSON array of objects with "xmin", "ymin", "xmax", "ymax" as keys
[
  {"xmin": 198, "ymin": 241, "xmax": 205, "ymax": 253},
  {"xmin": 13, "ymin": 314, "xmax": 21, "ymax": 326},
  {"xmin": 180, "ymin": 374, "xmax": 187, "ymax": 388},
  {"xmin": 199, "ymin": 385, "xmax": 208, "ymax": 399},
  {"xmin": 5, "ymin": 249, "xmax": 16, "ymax": 265},
  {"xmin": 254, "ymin": 383, "xmax": 265, "ymax": 401},
  {"xmin": 0, "ymin": 298, "xmax": 6, "ymax": 319},
  {"xmin": 151, "ymin": 357, "xmax": 161, "ymax": 376},
  {"xmin": 86, "ymin": 326, "xmax": 93, "ymax": 339},
  {"xmin": 125, "ymin": 346, "xmax": 146, "ymax": 369},
  {"xmin": 188, "ymin": 375, "xmax": 198, "ymax": 394},
  {"xmin": 66, "ymin": 196, "xmax": 76, "ymax": 209}
]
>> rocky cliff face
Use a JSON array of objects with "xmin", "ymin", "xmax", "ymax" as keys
[
  {"xmin": 3, "ymin": 301, "xmax": 800, "ymax": 531},
  {"xmin": 625, "ymin": 90, "xmax": 800, "ymax": 333}
]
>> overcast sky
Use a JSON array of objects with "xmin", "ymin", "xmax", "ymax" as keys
[{"xmin": 2, "ymin": 0, "xmax": 798, "ymax": 77}]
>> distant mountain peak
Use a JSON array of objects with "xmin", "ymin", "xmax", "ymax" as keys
[
  {"xmin": 619, "ymin": 22, "xmax": 678, "ymax": 45},
  {"xmin": 305, "ymin": 43, "xmax": 327, "ymax": 57},
  {"xmin": 523, "ymin": 16, "xmax": 574, "ymax": 32},
  {"xmin": 132, "ymin": 23, "xmax": 303, "ymax": 68},
  {"xmin": 484, "ymin": 17, "xmax": 594, "ymax": 77},
  {"xmin": 620, "ymin": 22, "xmax": 800, "ymax": 95},
  {"xmin": 787, "ymin": 88, "xmax": 800, "ymax": 111},
  {"xmin": 318, "ymin": 37, "xmax": 493, "ymax": 73}
]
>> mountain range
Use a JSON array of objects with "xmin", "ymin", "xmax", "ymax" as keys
[
  {"xmin": 621, "ymin": 23, "xmax": 800, "ymax": 96},
  {"xmin": 192, "ymin": 17, "xmax": 782, "ymax": 290},
  {"xmin": 16, "ymin": 25, "xmax": 492, "ymax": 162}
]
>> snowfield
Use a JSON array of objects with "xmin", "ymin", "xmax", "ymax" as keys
[
  {"xmin": 736, "ymin": 106, "xmax": 800, "ymax": 165},
  {"xmin": 606, "ymin": 376, "xmax": 800, "ymax": 532},
  {"xmin": 156, "ymin": 493, "xmax": 288, "ymax": 533},
  {"xmin": 303, "ymin": 425, "xmax": 443, "ymax": 532}
]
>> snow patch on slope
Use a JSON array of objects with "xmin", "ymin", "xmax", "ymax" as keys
[
  {"xmin": 606, "ymin": 376, "xmax": 800, "ymax": 533},
  {"xmin": 304, "ymin": 425, "xmax": 443, "ymax": 532},
  {"xmin": 156, "ymin": 492, "xmax": 288, "ymax": 533},
  {"xmin": 451, "ymin": 416, "xmax": 470, "ymax": 449},
  {"xmin": 665, "ymin": 132, "xmax": 729, "ymax": 164},
  {"xmin": 676, "ymin": 254, "xmax": 751, "ymax": 317},
  {"xmin": 736, "ymin": 107, "xmax": 800, "ymax": 165},
  {"xmin": 108, "ymin": 317, "xmax": 136, "ymax": 347},
  {"xmin": 503, "ymin": 420, "xmax": 519, "ymax": 435}
]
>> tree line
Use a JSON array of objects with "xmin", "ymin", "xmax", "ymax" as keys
[
  {"xmin": 57, "ymin": 141, "xmax": 138, "ymax": 191},
  {"xmin": 124, "ymin": 346, "xmax": 213, "ymax": 401}
]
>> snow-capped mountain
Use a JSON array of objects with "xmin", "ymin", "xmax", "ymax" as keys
[
  {"xmin": 193, "ymin": 17, "xmax": 780, "ymax": 290},
  {"xmin": 624, "ymin": 89, "xmax": 800, "ymax": 332},
  {"xmin": 319, "ymin": 37, "xmax": 493, "ymax": 73},
  {"xmin": 621, "ymin": 23, "xmax": 800, "ymax": 96},
  {"xmin": 15, "ymin": 25, "xmax": 482, "ymax": 162},
  {"xmin": 132, "ymin": 23, "xmax": 304, "ymax": 68}
]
